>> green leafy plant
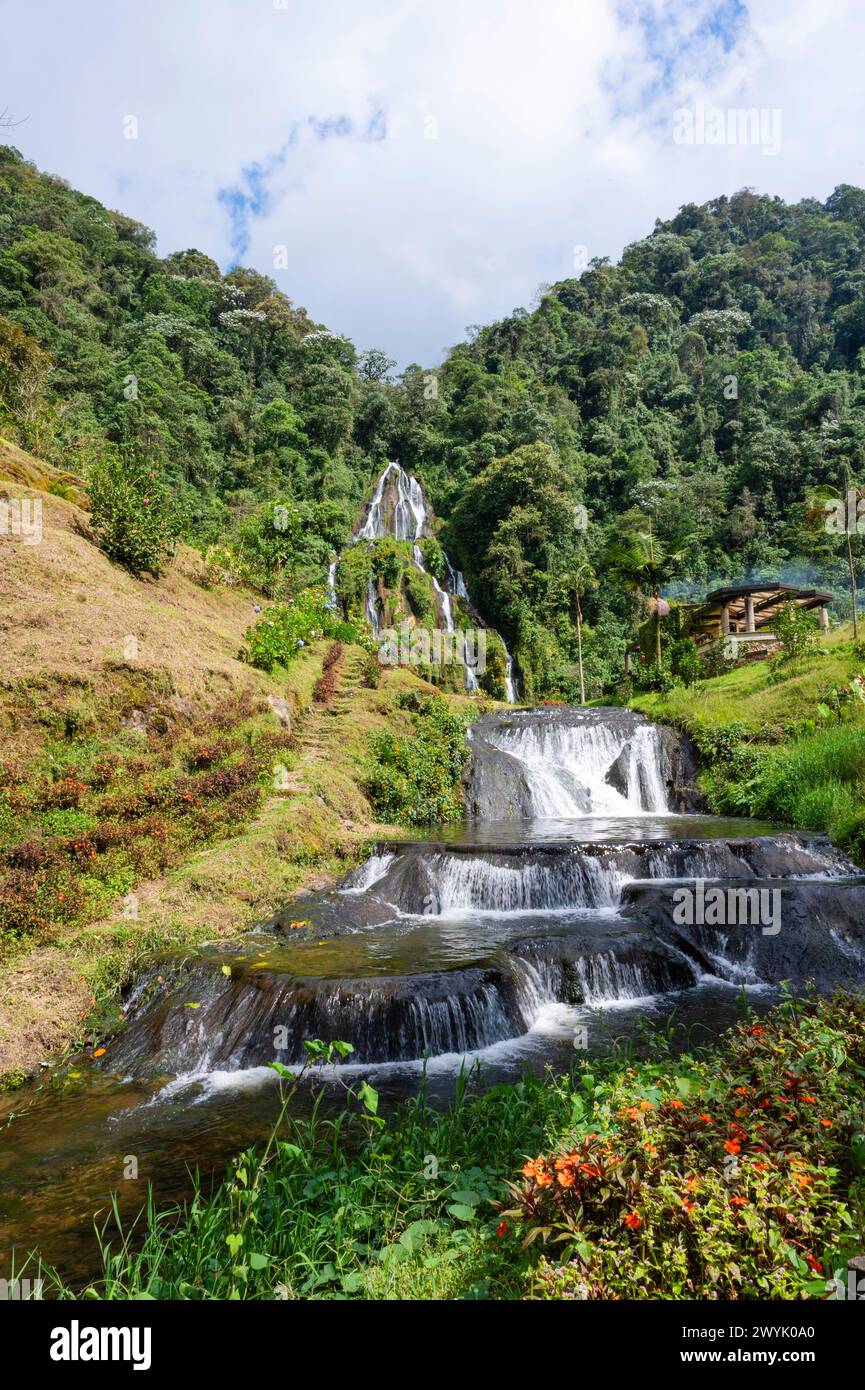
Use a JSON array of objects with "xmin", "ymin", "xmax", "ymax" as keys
[{"xmin": 87, "ymin": 455, "xmax": 183, "ymax": 576}]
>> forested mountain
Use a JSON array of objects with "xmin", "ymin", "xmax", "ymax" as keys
[{"xmin": 2, "ymin": 142, "xmax": 865, "ymax": 697}]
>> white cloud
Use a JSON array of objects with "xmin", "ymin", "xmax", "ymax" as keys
[{"xmin": 3, "ymin": 0, "xmax": 865, "ymax": 365}]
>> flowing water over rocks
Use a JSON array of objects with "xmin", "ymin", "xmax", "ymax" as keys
[
  {"xmin": 347, "ymin": 461, "xmax": 513, "ymax": 696},
  {"xmin": 4, "ymin": 701, "xmax": 865, "ymax": 1282},
  {"xmin": 106, "ymin": 707, "xmax": 865, "ymax": 1075}
]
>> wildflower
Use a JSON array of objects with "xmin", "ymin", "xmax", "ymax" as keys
[
  {"xmin": 802, "ymin": 1095, "xmax": 816, "ymax": 1104},
  {"xmin": 734, "ymin": 1086, "xmax": 750, "ymax": 1096},
  {"xmin": 805, "ymin": 1254, "xmax": 822, "ymax": 1274},
  {"xmin": 682, "ymin": 1200, "xmax": 696, "ymax": 1215},
  {"xmin": 699, "ymin": 1113, "xmax": 712, "ymax": 1123},
  {"xmin": 724, "ymin": 1139, "xmax": 742, "ymax": 1155},
  {"xmin": 668, "ymin": 1099, "xmax": 684, "ymax": 1109},
  {"xmin": 730, "ymin": 1196, "xmax": 748, "ymax": 1208},
  {"xmin": 496, "ymin": 1221, "xmax": 507, "ymax": 1239},
  {"xmin": 624, "ymin": 1212, "xmax": 641, "ymax": 1230},
  {"xmin": 820, "ymin": 1118, "xmax": 832, "ymax": 1128}
]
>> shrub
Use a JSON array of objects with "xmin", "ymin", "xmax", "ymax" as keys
[
  {"xmin": 88, "ymin": 455, "xmax": 183, "ymax": 576},
  {"xmin": 242, "ymin": 589, "xmax": 358, "ymax": 672},
  {"xmin": 364, "ymin": 696, "xmax": 471, "ymax": 824},
  {"xmin": 771, "ymin": 601, "xmax": 820, "ymax": 667},
  {"xmin": 511, "ymin": 993, "xmax": 865, "ymax": 1301}
]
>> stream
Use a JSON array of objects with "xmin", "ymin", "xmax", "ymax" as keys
[
  {"xmin": 3, "ymin": 467, "xmax": 865, "ymax": 1289},
  {"xmin": 2, "ymin": 705, "xmax": 865, "ymax": 1287}
]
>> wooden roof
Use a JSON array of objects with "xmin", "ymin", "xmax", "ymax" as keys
[{"xmin": 692, "ymin": 582, "xmax": 834, "ymax": 637}]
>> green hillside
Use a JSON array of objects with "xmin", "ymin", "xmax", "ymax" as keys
[{"xmin": 3, "ymin": 146, "xmax": 865, "ymax": 698}]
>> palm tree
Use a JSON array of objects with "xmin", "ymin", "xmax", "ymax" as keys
[
  {"xmin": 806, "ymin": 474, "xmax": 862, "ymax": 640},
  {"xmin": 605, "ymin": 520, "xmax": 690, "ymax": 669},
  {"xmin": 569, "ymin": 557, "xmax": 596, "ymax": 704}
]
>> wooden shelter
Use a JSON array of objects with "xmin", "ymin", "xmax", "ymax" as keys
[{"xmin": 689, "ymin": 582, "xmax": 833, "ymax": 660}]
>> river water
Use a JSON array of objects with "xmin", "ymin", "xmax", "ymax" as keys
[{"xmin": 3, "ymin": 703, "xmax": 865, "ymax": 1286}]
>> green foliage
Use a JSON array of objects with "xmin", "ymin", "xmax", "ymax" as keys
[
  {"xmin": 0, "ymin": 684, "xmax": 289, "ymax": 949},
  {"xmin": 772, "ymin": 600, "xmax": 820, "ymax": 665},
  {"xmin": 87, "ymin": 455, "xmax": 182, "ymax": 575},
  {"xmin": 519, "ymin": 993, "xmax": 865, "ymax": 1300},
  {"xmin": 42, "ymin": 992, "xmax": 865, "ymax": 1301},
  {"xmin": 371, "ymin": 537, "xmax": 404, "ymax": 589},
  {"xmin": 6, "ymin": 146, "xmax": 865, "ymax": 688},
  {"xmin": 364, "ymin": 694, "xmax": 472, "ymax": 824},
  {"xmin": 241, "ymin": 590, "xmax": 359, "ymax": 672}
]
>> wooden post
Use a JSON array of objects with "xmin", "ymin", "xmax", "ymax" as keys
[
  {"xmin": 820, "ymin": 604, "xmax": 830, "ymax": 632},
  {"xmin": 721, "ymin": 604, "xmax": 730, "ymax": 635},
  {"xmin": 745, "ymin": 594, "xmax": 755, "ymax": 633}
]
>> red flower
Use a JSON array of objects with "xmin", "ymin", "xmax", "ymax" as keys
[
  {"xmin": 624, "ymin": 1212, "xmax": 642, "ymax": 1230},
  {"xmin": 496, "ymin": 1221, "xmax": 507, "ymax": 1239}
]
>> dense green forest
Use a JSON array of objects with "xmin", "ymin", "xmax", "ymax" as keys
[{"xmin": 2, "ymin": 142, "xmax": 865, "ymax": 697}]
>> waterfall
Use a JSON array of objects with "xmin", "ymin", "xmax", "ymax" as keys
[
  {"xmin": 365, "ymin": 578, "xmax": 381, "ymax": 637},
  {"xmin": 468, "ymin": 708, "xmax": 671, "ymax": 819},
  {"xmin": 355, "ymin": 461, "xmax": 427, "ymax": 541},
  {"xmin": 326, "ymin": 560, "xmax": 338, "ymax": 609},
  {"xmin": 348, "ymin": 462, "xmax": 511, "ymax": 698},
  {"xmin": 503, "ymin": 654, "xmax": 516, "ymax": 704}
]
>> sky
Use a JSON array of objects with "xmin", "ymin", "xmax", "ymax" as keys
[{"xmin": 3, "ymin": 0, "xmax": 865, "ymax": 368}]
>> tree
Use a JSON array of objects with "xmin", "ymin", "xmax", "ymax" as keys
[
  {"xmin": 357, "ymin": 348, "xmax": 396, "ymax": 383},
  {"xmin": 605, "ymin": 520, "xmax": 690, "ymax": 667},
  {"xmin": 806, "ymin": 474, "xmax": 864, "ymax": 638},
  {"xmin": 568, "ymin": 556, "xmax": 596, "ymax": 704}
]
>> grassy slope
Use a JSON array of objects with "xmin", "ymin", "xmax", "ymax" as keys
[
  {"xmin": 0, "ymin": 456, "xmax": 469, "ymax": 1079},
  {"xmin": 631, "ymin": 625, "xmax": 865, "ymax": 862},
  {"xmin": 631, "ymin": 624, "xmax": 863, "ymax": 732}
]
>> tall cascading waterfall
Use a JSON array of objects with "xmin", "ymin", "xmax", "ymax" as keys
[{"xmin": 344, "ymin": 461, "xmax": 513, "ymax": 697}]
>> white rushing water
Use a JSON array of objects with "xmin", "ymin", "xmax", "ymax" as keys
[
  {"xmin": 470, "ymin": 712, "xmax": 670, "ymax": 817},
  {"xmin": 349, "ymin": 462, "xmax": 514, "ymax": 698}
]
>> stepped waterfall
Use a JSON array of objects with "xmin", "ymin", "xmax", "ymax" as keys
[
  {"xmin": 108, "ymin": 706, "xmax": 865, "ymax": 1075},
  {"xmin": 8, "ymin": 697, "xmax": 865, "ymax": 1285}
]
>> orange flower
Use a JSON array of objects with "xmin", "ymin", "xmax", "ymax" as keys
[
  {"xmin": 699, "ymin": 1113, "xmax": 713, "ymax": 1123},
  {"xmin": 820, "ymin": 1118, "xmax": 832, "ymax": 1128},
  {"xmin": 730, "ymin": 1196, "xmax": 748, "ymax": 1207},
  {"xmin": 92, "ymin": 1047, "xmax": 106, "ymax": 1058},
  {"xmin": 536, "ymin": 1171, "xmax": 553, "ymax": 1188},
  {"xmin": 681, "ymin": 1200, "xmax": 696, "ymax": 1214},
  {"xmin": 805, "ymin": 1253, "xmax": 822, "ymax": 1274},
  {"xmin": 724, "ymin": 1139, "xmax": 741, "ymax": 1155},
  {"xmin": 734, "ymin": 1086, "xmax": 750, "ymax": 1096},
  {"xmin": 802, "ymin": 1095, "xmax": 816, "ymax": 1104},
  {"xmin": 639, "ymin": 1100, "xmax": 655, "ymax": 1111},
  {"xmin": 624, "ymin": 1212, "xmax": 642, "ymax": 1230},
  {"xmin": 668, "ymin": 1099, "xmax": 684, "ymax": 1109}
]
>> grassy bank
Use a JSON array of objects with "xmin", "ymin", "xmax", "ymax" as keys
[
  {"xmin": 0, "ymin": 468, "xmax": 480, "ymax": 1080},
  {"xmin": 631, "ymin": 624, "xmax": 865, "ymax": 864},
  {"xmin": 33, "ymin": 992, "xmax": 865, "ymax": 1301}
]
